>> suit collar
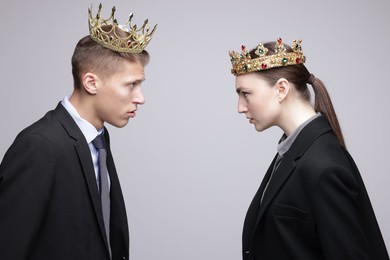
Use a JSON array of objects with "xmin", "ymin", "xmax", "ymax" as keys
[
  {"xmin": 51, "ymin": 102, "xmax": 85, "ymax": 142},
  {"xmin": 285, "ymin": 115, "xmax": 332, "ymax": 160},
  {"xmin": 249, "ymin": 116, "xmax": 332, "ymax": 247},
  {"xmin": 277, "ymin": 113, "xmax": 321, "ymax": 156},
  {"xmin": 61, "ymin": 96, "xmax": 103, "ymax": 143}
]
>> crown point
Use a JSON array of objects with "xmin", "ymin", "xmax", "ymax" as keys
[
  {"xmin": 88, "ymin": 4, "xmax": 157, "ymax": 53},
  {"xmin": 277, "ymin": 38, "xmax": 282, "ymax": 44},
  {"xmin": 145, "ymin": 25, "xmax": 151, "ymax": 32},
  {"xmin": 241, "ymin": 45, "xmax": 246, "ymax": 51}
]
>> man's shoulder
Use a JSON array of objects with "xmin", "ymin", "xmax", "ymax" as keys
[{"xmin": 16, "ymin": 105, "xmax": 73, "ymax": 144}]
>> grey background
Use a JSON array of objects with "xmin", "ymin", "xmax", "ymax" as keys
[{"xmin": 1, "ymin": 0, "xmax": 389, "ymax": 259}]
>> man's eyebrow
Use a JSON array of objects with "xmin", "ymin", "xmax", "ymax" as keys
[{"xmin": 125, "ymin": 78, "xmax": 145, "ymax": 84}]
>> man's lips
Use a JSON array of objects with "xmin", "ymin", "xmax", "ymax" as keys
[{"xmin": 128, "ymin": 110, "xmax": 137, "ymax": 118}]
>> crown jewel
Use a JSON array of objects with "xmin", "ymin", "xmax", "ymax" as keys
[
  {"xmin": 88, "ymin": 4, "xmax": 157, "ymax": 53},
  {"xmin": 229, "ymin": 38, "xmax": 306, "ymax": 75}
]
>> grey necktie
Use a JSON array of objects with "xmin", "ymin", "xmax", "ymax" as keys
[{"xmin": 92, "ymin": 134, "xmax": 111, "ymax": 256}]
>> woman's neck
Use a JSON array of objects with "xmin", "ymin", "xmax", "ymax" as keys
[{"xmin": 278, "ymin": 100, "xmax": 316, "ymax": 136}]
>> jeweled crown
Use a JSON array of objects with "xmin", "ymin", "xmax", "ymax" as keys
[
  {"xmin": 88, "ymin": 4, "xmax": 157, "ymax": 53},
  {"xmin": 229, "ymin": 38, "xmax": 306, "ymax": 75}
]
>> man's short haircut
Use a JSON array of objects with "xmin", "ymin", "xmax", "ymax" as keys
[{"xmin": 71, "ymin": 28, "xmax": 150, "ymax": 90}]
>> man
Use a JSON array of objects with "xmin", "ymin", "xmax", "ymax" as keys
[{"xmin": 0, "ymin": 4, "xmax": 156, "ymax": 260}]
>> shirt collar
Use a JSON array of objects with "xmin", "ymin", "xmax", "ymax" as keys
[{"xmin": 61, "ymin": 95, "xmax": 103, "ymax": 143}]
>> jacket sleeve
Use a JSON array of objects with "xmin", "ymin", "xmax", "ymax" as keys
[
  {"xmin": 311, "ymin": 165, "xmax": 373, "ymax": 260},
  {"xmin": 0, "ymin": 132, "xmax": 55, "ymax": 259}
]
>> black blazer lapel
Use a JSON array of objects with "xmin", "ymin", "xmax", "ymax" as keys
[
  {"xmin": 243, "ymin": 155, "xmax": 278, "ymax": 251},
  {"xmin": 248, "ymin": 153, "xmax": 297, "ymax": 251},
  {"xmin": 247, "ymin": 116, "xmax": 332, "ymax": 249},
  {"xmin": 259, "ymin": 116, "xmax": 332, "ymax": 216},
  {"xmin": 74, "ymin": 142, "xmax": 107, "ymax": 244},
  {"xmin": 51, "ymin": 103, "xmax": 108, "ymax": 248},
  {"xmin": 257, "ymin": 154, "xmax": 296, "ymax": 220}
]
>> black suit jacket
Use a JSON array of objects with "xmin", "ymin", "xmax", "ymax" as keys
[
  {"xmin": 0, "ymin": 103, "xmax": 129, "ymax": 260},
  {"xmin": 243, "ymin": 116, "xmax": 388, "ymax": 260}
]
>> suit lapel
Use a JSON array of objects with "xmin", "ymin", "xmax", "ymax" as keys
[
  {"xmin": 256, "ymin": 154, "xmax": 296, "ymax": 222},
  {"xmin": 51, "ymin": 103, "xmax": 109, "ymax": 249},
  {"xmin": 246, "ymin": 153, "xmax": 296, "ymax": 250},
  {"xmin": 74, "ymin": 142, "xmax": 107, "ymax": 243},
  {"xmin": 248, "ymin": 116, "xmax": 333, "ymax": 248},
  {"xmin": 243, "ymin": 155, "xmax": 277, "ymax": 250}
]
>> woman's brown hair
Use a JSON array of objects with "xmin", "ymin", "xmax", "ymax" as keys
[{"xmin": 249, "ymin": 42, "xmax": 345, "ymax": 147}]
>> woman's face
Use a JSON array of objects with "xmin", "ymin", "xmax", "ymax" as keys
[{"xmin": 235, "ymin": 73, "xmax": 281, "ymax": 132}]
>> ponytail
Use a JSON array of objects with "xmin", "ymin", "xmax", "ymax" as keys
[{"xmin": 309, "ymin": 76, "xmax": 346, "ymax": 148}]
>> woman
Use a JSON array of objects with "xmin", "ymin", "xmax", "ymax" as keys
[{"xmin": 229, "ymin": 38, "xmax": 388, "ymax": 260}]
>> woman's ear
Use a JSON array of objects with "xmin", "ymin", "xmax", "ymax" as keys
[
  {"xmin": 275, "ymin": 78, "xmax": 290, "ymax": 102},
  {"xmin": 82, "ymin": 72, "xmax": 99, "ymax": 95}
]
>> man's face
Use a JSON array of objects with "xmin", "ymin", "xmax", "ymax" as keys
[{"xmin": 94, "ymin": 60, "xmax": 145, "ymax": 128}]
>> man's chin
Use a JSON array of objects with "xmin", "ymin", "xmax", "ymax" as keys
[{"xmin": 109, "ymin": 119, "xmax": 130, "ymax": 128}]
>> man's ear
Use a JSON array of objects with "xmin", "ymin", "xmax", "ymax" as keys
[
  {"xmin": 275, "ymin": 78, "xmax": 290, "ymax": 102},
  {"xmin": 82, "ymin": 72, "xmax": 99, "ymax": 95}
]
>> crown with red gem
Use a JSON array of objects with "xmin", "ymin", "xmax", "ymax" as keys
[
  {"xmin": 88, "ymin": 3, "xmax": 157, "ymax": 53},
  {"xmin": 229, "ymin": 38, "xmax": 306, "ymax": 75}
]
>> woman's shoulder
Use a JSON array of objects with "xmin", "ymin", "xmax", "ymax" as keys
[{"xmin": 297, "ymin": 131, "xmax": 354, "ymax": 172}]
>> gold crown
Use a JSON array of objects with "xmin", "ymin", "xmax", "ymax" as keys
[
  {"xmin": 229, "ymin": 38, "xmax": 306, "ymax": 75},
  {"xmin": 88, "ymin": 4, "xmax": 157, "ymax": 53}
]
